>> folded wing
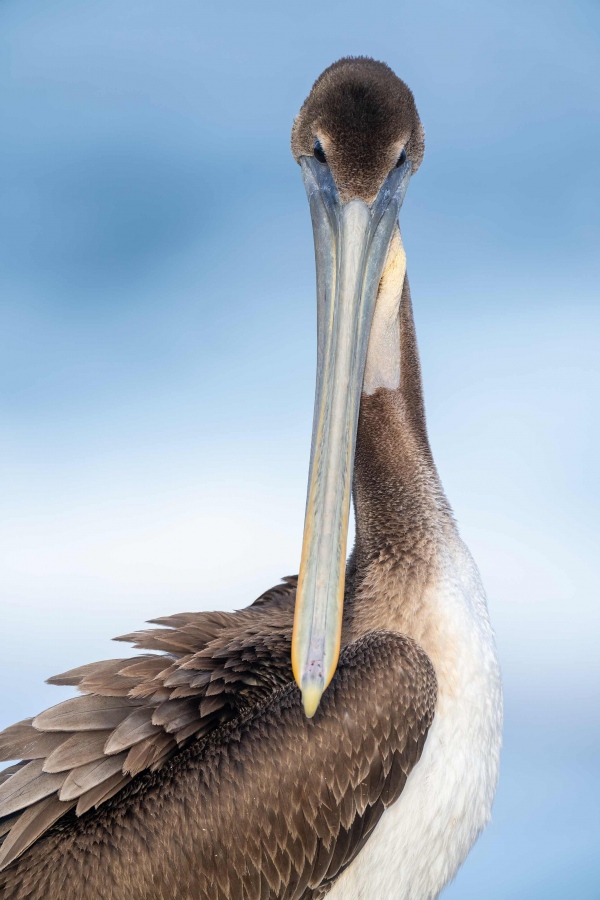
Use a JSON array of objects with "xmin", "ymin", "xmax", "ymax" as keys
[
  {"xmin": 0, "ymin": 578, "xmax": 298, "ymax": 870},
  {"xmin": 0, "ymin": 630, "xmax": 436, "ymax": 900}
]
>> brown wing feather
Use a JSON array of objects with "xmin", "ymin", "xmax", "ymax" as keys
[
  {"xmin": 0, "ymin": 761, "xmax": 66, "ymax": 818},
  {"xmin": 43, "ymin": 730, "xmax": 113, "ymax": 773},
  {"xmin": 0, "ymin": 578, "xmax": 297, "ymax": 871},
  {"xmin": 0, "ymin": 632, "xmax": 436, "ymax": 899},
  {"xmin": 0, "ymin": 723, "xmax": 65, "ymax": 763},
  {"xmin": 0, "ymin": 796, "xmax": 75, "ymax": 872}
]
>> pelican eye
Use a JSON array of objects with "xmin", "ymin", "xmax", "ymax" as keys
[
  {"xmin": 395, "ymin": 149, "xmax": 407, "ymax": 168},
  {"xmin": 313, "ymin": 140, "xmax": 327, "ymax": 164}
]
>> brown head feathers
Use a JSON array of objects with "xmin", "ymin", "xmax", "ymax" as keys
[{"xmin": 291, "ymin": 57, "xmax": 425, "ymax": 202}]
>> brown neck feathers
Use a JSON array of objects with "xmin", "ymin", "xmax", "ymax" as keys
[{"xmin": 349, "ymin": 276, "xmax": 452, "ymax": 601}]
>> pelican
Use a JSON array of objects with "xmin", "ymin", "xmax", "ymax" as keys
[{"xmin": 0, "ymin": 57, "xmax": 502, "ymax": 899}]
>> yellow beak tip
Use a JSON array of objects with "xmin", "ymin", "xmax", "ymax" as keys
[{"xmin": 301, "ymin": 682, "xmax": 324, "ymax": 719}]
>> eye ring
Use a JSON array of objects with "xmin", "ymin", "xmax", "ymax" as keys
[
  {"xmin": 395, "ymin": 148, "xmax": 407, "ymax": 168},
  {"xmin": 313, "ymin": 140, "xmax": 327, "ymax": 164}
]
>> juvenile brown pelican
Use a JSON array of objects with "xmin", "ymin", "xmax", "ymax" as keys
[{"xmin": 0, "ymin": 57, "xmax": 502, "ymax": 899}]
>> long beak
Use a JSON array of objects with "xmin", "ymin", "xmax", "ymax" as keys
[{"xmin": 291, "ymin": 156, "xmax": 411, "ymax": 717}]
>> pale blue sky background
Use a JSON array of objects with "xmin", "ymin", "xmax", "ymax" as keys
[{"xmin": 1, "ymin": 1, "xmax": 599, "ymax": 896}]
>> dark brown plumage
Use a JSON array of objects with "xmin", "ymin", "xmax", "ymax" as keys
[{"xmin": 291, "ymin": 57, "xmax": 425, "ymax": 201}]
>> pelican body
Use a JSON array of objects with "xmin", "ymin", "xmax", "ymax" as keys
[{"xmin": 0, "ymin": 58, "xmax": 502, "ymax": 899}]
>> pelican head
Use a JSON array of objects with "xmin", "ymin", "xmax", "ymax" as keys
[{"xmin": 290, "ymin": 58, "xmax": 425, "ymax": 716}]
